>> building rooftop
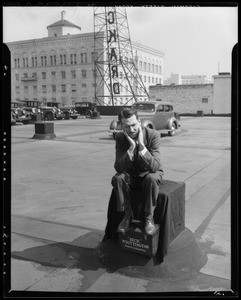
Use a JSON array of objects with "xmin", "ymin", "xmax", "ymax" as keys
[{"xmin": 47, "ymin": 19, "xmax": 81, "ymax": 30}]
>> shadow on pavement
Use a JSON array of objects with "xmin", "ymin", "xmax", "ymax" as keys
[{"xmin": 12, "ymin": 231, "xmax": 104, "ymax": 271}]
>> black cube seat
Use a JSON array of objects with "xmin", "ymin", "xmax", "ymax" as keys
[{"xmin": 103, "ymin": 179, "xmax": 185, "ymax": 262}]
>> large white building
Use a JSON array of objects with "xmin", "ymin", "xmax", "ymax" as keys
[{"xmin": 7, "ymin": 11, "xmax": 165, "ymax": 106}]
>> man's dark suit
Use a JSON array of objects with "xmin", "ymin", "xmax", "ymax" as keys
[{"xmin": 112, "ymin": 127, "xmax": 164, "ymax": 214}]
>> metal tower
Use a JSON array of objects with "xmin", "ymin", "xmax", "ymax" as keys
[{"xmin": 94, "ymin": 7, "xmax": 149, "ymax": 106}]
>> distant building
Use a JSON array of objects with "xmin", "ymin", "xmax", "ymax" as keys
[
  {"xmin": 149, "ymin": 73, "xmax": 231, "ymax": 115},
  {"xmin": 164, "ymin": 73, "xmax": 213, "ymax": 85},
  {"xmin": 6, "ymin": 11, "xmax": 164, "ymax": 106}
]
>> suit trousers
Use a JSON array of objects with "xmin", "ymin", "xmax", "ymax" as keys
[{"xmin": 111, "ymin": 172, "xmax": 163, "ymax": 216}]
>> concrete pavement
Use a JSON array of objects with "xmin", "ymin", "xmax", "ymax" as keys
[{"xmin": 6, "ymin": 116, "xmax": 233, "ymax": 294}]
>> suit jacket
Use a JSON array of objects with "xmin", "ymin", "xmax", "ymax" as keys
[{"xmin": 114, "ymin": 127, "xmax": 163, "ymax": 177}]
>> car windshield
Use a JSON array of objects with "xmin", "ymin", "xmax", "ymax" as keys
[{"xmin": 132, "ymin": 103, "xmax": 155, "ymax": 112}]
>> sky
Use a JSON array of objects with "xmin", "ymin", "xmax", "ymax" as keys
[{"xmin": 2, "ymin": 5, "xmax": 238, "ymax": 79}]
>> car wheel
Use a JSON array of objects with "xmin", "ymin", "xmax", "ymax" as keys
[
  {"xmin": 72, "ymin": 116, "xmax": 78, "ymax": 120},
  {"xmin": 64, "ymin": 112, "xmax": 70, "ymax": 120},
  {"xmin": 168, "ymin": 122, "xmax": 177, "ymax": 136},
  {"xmin": 85, "ymin": 110, "xmax": 92, "ymax": 118},
  {"xmin": 46, "ymin": 112, "xmax": 53, "ymax": 120}
]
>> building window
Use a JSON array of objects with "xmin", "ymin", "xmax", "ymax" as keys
[
  {"xmin": 152, "ymin": 77, "xmax": 154, "ymax": 83},
  {"xmin": 33, "ymin": 85, "xmax": 37, "ymax": 93},
  {"xmin": 144, "ymin": 75, "xmax": 146, "ymax": 83},
  {"xmin": 31, "ymin": 57, "xmax": 37, "ymax": 67},
  {"xmin": 42, "ymin": 85, "xmax": 46, "ymax": 93},
  {"xmin": 16, "ymin": 86, "xmax": 20, "ymax": 93},
  {"xmin": 80, "ymin": 53, "xmax": 87, "ymax": 63},
  {"xmin": 42, "ymin": 72, "xmax": 46, "ymax": 79},
  {"xmin": 24, "ymin": 86, "xmax": 28, "ymax": 93},
  {"xmin": 82, "ymin": 83, "xmax": 87, "ymax": 88},
  {"xmin": 159, "ymin": 66, "xmax": 162, "ymax": 74},
  {"xmin": 139, "ymin": 61, "xmax": 142, "ymax": 69},
  {"xmin": 52, "ymin": 85, "xmax": 56, "ymax": 92},
  {"xmin": 148, "ymin": 76, "xmax": 150, "ymax": 83},
  {"xmin": 144, "ymin": 62, "xmax": 146, "ymax": 71},
  {"xmin": 70, "ymin": 54, "xmax": 77, "ymax": 64},
  {"xmin": 60, "ymin": 54, "xmax": 66, "ymax": 65},
  {"xmin": 50, "ymin": 55, "xmax": 56, "ymax": 66},
  {"xmin": 91, "ymin": 52, "xmax": 98, "ymax": 63},
  {"xmin": 51, "ymin": 71, "xmax": 56, "ymax": 79},
  {"xmin": 61, "ymin": 71, "xmax": 66, "ymax": 79},
  {"xmin": 61, "ymin": 85, "xmax": 66, "ymax": 92},
  {"xmin": 41, "ymin": 56, "xmax": 47, "ymax": 66},
  {"xmin": 81, "ymin": 70, "xmax": 87, "ymax": 78},
  {"xmin": 52, "ymin": 97, "xmax": 56, "ymax": 102},
  {"xmin": 202, "ymin": 98, "xmax": 208, "ymax": 103},
  {"xmin": 71, "ymin": 84, "xmax": 76, "ymax": 92},
  {"xmin": 15, "ymin": 74, "xmax": 19, "ymax": 81},
  {"xmin": 71, "ymin": 70, "xmax": 76, "ymax": 79},
  {"xmin": 42, "ymin": 98, "xmax": 47, "ymax": 104}
]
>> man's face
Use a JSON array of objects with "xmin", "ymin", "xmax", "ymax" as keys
[{"xmin": 121, "ymin": 115, "xmax": 141, "ymax": 139}]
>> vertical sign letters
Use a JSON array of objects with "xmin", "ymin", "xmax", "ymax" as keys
[{"xmin": 107, "ymin": 10, "xmax": 120, "ymax": 94}]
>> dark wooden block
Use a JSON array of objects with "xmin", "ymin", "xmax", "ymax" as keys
[
  {"xmin": 104, "ymin": 180, "xmax": 185, "ymax": 261},
  {"xmin": 35, "ymin": 122, "xmax": 54, "ymax": 134},
  {"xmin": 119, "ymin": 221, "xmax": 160, "ymax": 257}
]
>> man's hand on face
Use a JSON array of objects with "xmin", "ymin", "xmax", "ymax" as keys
[
  {"xmin": 123, "ymin": 130, "xmax": 136, "ymax": 153},
  {"xmin": 137, "ymin": 126, "xmax": 145, "ymax": 150}
]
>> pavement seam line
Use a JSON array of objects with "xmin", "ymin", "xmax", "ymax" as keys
[{"xmin": 194, "ymin": 188, "xmax": 230, "ymax": 240}]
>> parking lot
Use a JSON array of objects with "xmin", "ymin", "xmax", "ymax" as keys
[{"xmin": 8, "ymin": 115, "xmax": 232, "ymax": 293}]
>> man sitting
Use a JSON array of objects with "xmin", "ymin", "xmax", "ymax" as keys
[{"xmin": 111, "ymin": 108, "xmax": 164, "ymax": 235}]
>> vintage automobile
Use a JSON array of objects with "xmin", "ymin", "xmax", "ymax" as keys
[
  {"xmin": 75, "ymin": 102, "xmax": 100, "ymax": 118},
  {"xmin": 11, "ymin": 102, "xmax": 31, "ymax": 124},
  {"xmin": 58, "ymin": 105, "xmax": 79, "ymax": 120},
  {"xmin": 41, "ymin": 106, "xmax": 64, "ymax": 120},
  {"xmin": 18, "ymin": 100, "xmax": 43, "ymax": 121},
  {"xmin": 109, "ymin": 101, "xmax": 180, "ymax": 139},
  {"xmin": 11, "ymin": 111, "xmax": 17, "ymax": 125}
]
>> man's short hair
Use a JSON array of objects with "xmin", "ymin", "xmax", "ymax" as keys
[{"xmin": 118, "ymin": 108, "xmax": 139, "ymax": 123}]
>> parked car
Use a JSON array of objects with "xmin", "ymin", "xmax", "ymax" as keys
[
  {"xmin": 58, "ymin": 105, "xmax": 79, "ymax": 120},
  {"xmin": 11, "ymin": 102, "xmax": 31, "ymax": 124},
  {"xmin": 11, "ymin": 111, "xmax": 17, "ymax": 125},
  {"xmin": 75, "ymin": 102, "xmax": 100, "ymax": 118},
  {"xmin": 109, "ymin": 101, "xmax": 180, "ymax": 139},
  {"xmin": 41, "ymin": 106, "xmax": 64, "ymax": 120},
  {"xmin": 18, "ymin": 100, "xmax": 43, "ymax": 121}
]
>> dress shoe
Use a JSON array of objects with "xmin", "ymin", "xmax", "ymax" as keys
[
  {"xmin": 145, "ymin": 217, "xmax": 155, "ymax": 234},
  {"xmin": 118, "ymin": 212, "xmax": 133, "ymax": 233}
]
